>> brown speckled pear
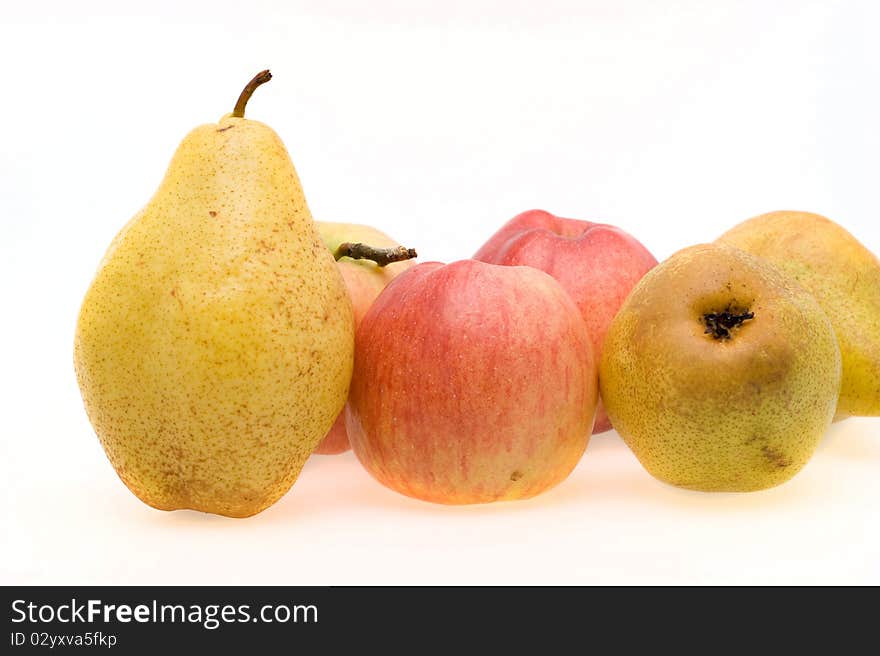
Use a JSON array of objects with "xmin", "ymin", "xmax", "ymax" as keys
[
  {"xmin": 599, "ymin": 243, "xmax": 841, "ymax": 492},
  {"xmin": 74, "ymin": 71, "xmax": 354, "ymax": 518},
  {"xmin": 718, "ymin": 211, "xmax": 880, "ymax": 418}
]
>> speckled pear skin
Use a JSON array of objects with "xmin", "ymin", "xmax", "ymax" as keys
[
  {"xmin": 599, "ymin": 243, "xmax": 841, "ymax": 492},
  {"xmin": 718, "ymin": 211, "xmax": 880, "ymax": 418},
  {"xmin": 74, "ymin": 113, "xmax": 354, "ymax": 518}
]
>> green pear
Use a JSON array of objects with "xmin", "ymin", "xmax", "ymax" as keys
[
  {"xmin": 74, "ymin": 71, "xmax": 354, "ymax": 518},
  {"xmin": 718, "ymin": 211, "xmax": 880, "ymax": 418},
  {"xmin": 600, "ymin": 243, "xmax": 841, "ymax": 492}
]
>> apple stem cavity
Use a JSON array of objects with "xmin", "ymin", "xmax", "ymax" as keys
[
  {"xmin": 703, "ymin": 308, "xmax": 755, "ymax": 340},
  {"xmin": 232, "ymin": 70, "xmax": 272, "ymax": 118},
  {"xmin": 334, "ymin": 242, "xmax": 418, "ymax": 267}
]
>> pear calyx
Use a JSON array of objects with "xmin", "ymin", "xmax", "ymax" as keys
[
  {"xmin": 232, "ymin": 69, "xmax": 272, "ymax": 118},
  {"xmin": 334, "ymin": 242, "xmax": 418, "ymax": 267},
  {"xmin": 703, "ymin": 307, "xmax": 755, "ymax": 340}
]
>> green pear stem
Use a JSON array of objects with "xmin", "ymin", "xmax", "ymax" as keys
[
  {"xmin": 232, "ymin": 70, "xmax": 272, "ymax": 118},
  {"xmin": 334, "ymin": 242, "xmax": 418, "ymax": 267}
]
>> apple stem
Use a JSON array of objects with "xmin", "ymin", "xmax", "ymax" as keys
[
  {"xmin": 703, "ymin": 309, "xmax": 755, "ymax": 340},
  {"xmin": 334, "ymin": 242, "xmax": 418, "ymax": 267},
  {"xmin": 232, "ymin": 70, "xmax": 272, "ymax": 118}
]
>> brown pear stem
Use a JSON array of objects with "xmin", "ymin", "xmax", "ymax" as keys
[
  {"xmin": 232, "ymin": 70, "xmax": 272, "ymax": 118},
  {"xmin": 334, "ymin": 242, "xmax": 418, "ymax": 267}
]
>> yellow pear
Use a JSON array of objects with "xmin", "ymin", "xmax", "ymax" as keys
[
  {"xmin": 74, "ymin": 71, "xmax": 354, "ymax": 518},
  {"xmin": 718, "ymin": 211, "xmax": 880, "ymax": 418},
  {"xmin": 313, "ymin": 222, "xmax": 417, "ymax": 455},
  {"xmin": 600, "ymin": 243, "xmax": 841, "ymax": 492}
]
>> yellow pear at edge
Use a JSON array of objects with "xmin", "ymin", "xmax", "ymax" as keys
[
  {"xmin": 74, "ymin": 71, "xmax": 354, "ymax": 518},
  {"xmin": 600, "ymin": 243, "xmax": 841, "ymax": 492},
  {"xmin": 718, "ymin": 211, "xmax": 880, "ymax": 418}
]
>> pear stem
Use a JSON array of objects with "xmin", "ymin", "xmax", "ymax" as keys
[
  {"xmin": 232, "ymin": 70, "xmax": 272, "ymax": 118},
  {"xmin": 334, "ymin": 243, "xmax": 418, "ymax": 267}
]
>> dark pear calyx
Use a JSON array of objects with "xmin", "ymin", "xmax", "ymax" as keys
[{"xmin": 703, "ymin": 307, "xmax": 755, "ymax": 340}]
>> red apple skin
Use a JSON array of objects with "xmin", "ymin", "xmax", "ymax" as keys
[
  {"xmin": 314, "ymin": 222, "xmax": 415, "ymax": 455},
  {"xmin": 346, "ymin": 259, "xmax": 598, "ymax": 504},
  {"xmin": 473, "ymin": 209, "xmax": 657, "ymax": 433}
]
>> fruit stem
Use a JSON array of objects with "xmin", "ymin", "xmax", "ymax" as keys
[
  {"xmin": 334, "ymin": 243, "xmax": 418, "ymax": 267},
  {"xmin": 703, "ymin": 309, "xmax": 755, "ymax": 340},
  {"xmin": 232, "ymin": 70, "xmax": 272, "ymax": 118}
]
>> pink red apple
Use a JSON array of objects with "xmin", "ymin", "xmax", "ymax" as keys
[
  {"xmin": 313, "ymin": 221, "xmax": 416, "ymax": 455},
  {"xmin": 346, "ymin": 259, "xmax": 598, "ymax": 504},
  {"xmin": 473, "ymin": 209, "xmax": 657, "ymax": 433}
]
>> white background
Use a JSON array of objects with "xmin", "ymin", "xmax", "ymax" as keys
[{"xmin": 2, "ymin": 1, "xmax": 878, "ymax": 585}]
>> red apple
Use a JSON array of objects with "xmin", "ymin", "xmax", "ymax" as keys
[
  {"xmin": 473, "ymin": 209, "xmax": 657, "ymax": 433},
  {"xmin": 346, "ymin": 259, "xmax": 598, "ymax": 504},
  {"xmin": 313, "ymin": 221, "xmax": 416, "ymax": 455}
]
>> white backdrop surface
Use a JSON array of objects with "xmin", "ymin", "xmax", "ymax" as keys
[{"xmin": 1, "ymin": 1, "xmax": 878, "ymax": 585}]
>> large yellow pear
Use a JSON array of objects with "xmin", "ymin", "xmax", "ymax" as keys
[
  {"xmin": 718, "ymin": 211, "xmax": 880, "ymax": 418},
  {"xmin": 74, "ymin": 71, "xmax": 354, "ymax": 518}
]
